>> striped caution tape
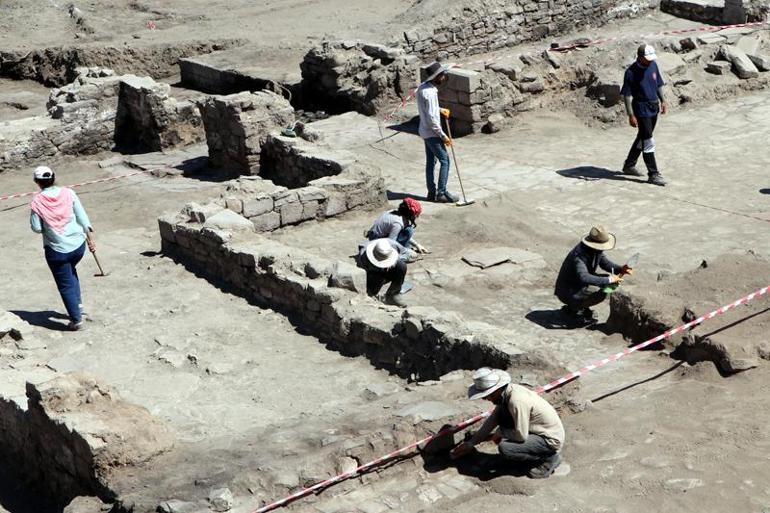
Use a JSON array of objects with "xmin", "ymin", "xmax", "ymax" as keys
[
  {"xmin": 253, "ymin": 284, "xmax": 769, "ymax": 513},
  {"xmin": 0, "ymin": 169, "xmax": 153, "ymax": 202}
]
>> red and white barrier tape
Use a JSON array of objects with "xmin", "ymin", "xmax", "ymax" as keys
[
  {"xmin": 0, "ymin": 170, "xmax": 152, "ymax": 202},
  {"xmin": 253, "ymin": 284, "xmax": 770, "ymax": 513}
]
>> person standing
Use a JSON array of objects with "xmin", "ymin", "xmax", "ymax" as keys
[
  {"xmin": 621, "ymin": 44, "xmax": 668, "ymax": 187},
  {"xmin": 29, "ymin": 166, "xmax": 95, "ymax": 331},
  {"xmin": 417, "ymin": 62, "xmax": 459, "ymax": 203},
  {"xmin": 450, "ymin": 367, "xmax": 566, "ymax": 479}
]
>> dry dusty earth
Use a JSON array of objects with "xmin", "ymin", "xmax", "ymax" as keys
[{"xmin": 2, "ymin": 2, "xmax": 770, "ymax": 513}]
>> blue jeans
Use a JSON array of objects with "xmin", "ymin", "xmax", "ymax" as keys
[
  {"xmin": 44, "ymin": 242, "xmax": 85, "ymax": 323},
  {"xmin": 424, "ymin": 137, "xmax": 450, "ymax": 196},
  {"xmin": 396, "ymin": 226, "xmax": 414, "ymax": 248}
]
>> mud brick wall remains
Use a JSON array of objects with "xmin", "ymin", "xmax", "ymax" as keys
[
  {"xmin": 197, "ymin": 91, "xmax": 295, "ymax": 176},
  {"xmin": 402, "ymin": 0, "xmax": 660, "ymax": 59}
]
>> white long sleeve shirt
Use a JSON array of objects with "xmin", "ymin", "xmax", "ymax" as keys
[{"xmin": 417, "ymin": 82, "xmax": 446, "ymax": 140}]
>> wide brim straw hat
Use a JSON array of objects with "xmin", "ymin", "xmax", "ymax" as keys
[
  {"xmin": 582, "ymin": 225, "xmax": 616, "ymax": 251},
  {"xmin": 424, "ymin": 61, "xmax": 450, "ymax": 82},
  {"xmin": 366, "ymin": 238, "xmax": 399, "ymax": 269},
  {"xmin": 467, "ymin": 367, "xmax": 512, "ymax": 400}
]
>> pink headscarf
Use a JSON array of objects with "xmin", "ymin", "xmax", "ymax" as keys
[{"xmin": 30, "ymin": 187, "xmax": 74, "ymax": 234}]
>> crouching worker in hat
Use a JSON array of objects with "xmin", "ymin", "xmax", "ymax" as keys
[
  {"xmin": 365, "ymin": 198, "xmax": 429, "ymax": 263},
  {"xmin": 450, "ymin": 368, "xmax": 565, "ymax": 479},
  {"xmin": 554, "ymin": 225, "xmax": 631, "ymax": 326},
  {"xmin": 358, "ymin": 238, "xmax": 409, "ymax": 307}
]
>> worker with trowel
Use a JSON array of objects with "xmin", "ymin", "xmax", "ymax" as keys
[
  {"xmin": 29, "ymin": 166, "xmax": 96, "ymax": 331},
  {"xmin": 450, "ymin": 368, "xmax": 565, "ymax": 479},
  {"xmin": 620, "ymin": 43, "xmax": 668, "ymax": 187},
  {"xmin": 554, "ymin": 225, "xmax": 633, "ymax": 326},
  {"xmin": 365, "ymin": 198, "xmax": 430, "ymax": 263},
  {"xmin": 417, "ymin": 62, "xmax": 459, "ymax": 203}
]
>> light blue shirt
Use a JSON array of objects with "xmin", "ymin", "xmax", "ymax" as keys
[{"xmin": 30, "ymin": 186, "xmax": 92, "ymax": 253}]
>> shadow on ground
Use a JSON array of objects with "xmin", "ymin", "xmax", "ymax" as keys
[
  {"xmin": 387, "ymin": 190, "xmax": 431, "ymax": 201},
  {"xmin": 10, "ymin": 310, "xmax": 68, "ymax": 331},
  {"xmin": 556, "ymin": 166, "xmax": 646, "ymax": 183}
]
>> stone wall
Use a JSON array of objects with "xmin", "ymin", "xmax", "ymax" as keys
[
  {"xmin": 157, "ymin": 219, "xmax": 542, "ymax": 381},
  {"xmin": 662, "ymin": 0, "xmax": 770, "ymax": 24},
  {"xmin": 197, "ymin": 91, "xmax": 295, "ymax": 176},
  {"xmin": 400, "ymin": 0, "xmax": 659, "ymax": 59},
  {"xmin": 259, "ymin": 133, "xmax": 355, "ymax": 188},
  {"xmin": 300, "ymin": 41, "xmax": 418, "ymax": 115},
  {"xmin": 114, "ymin": 75, "xmax": 204, "ymax": 153}
]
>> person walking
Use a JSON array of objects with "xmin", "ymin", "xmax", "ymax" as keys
[
  {"xmin": 29, "ymin": 166, "xmax": 95, "ymax": 331},
  {"xmin": 621, "ymin": 44, "xmax": 668, "ymax": 187},
  {"xmin": 365, "ymin": 198, "xmax": 429, "ymax": 261},
  {"xmin": 417, "ymin": 61, "xmax": 459, "ymax": 203},
  {"xmin": 554, "ymin": 225, "xmax": 630, "ymax": 326},
  {"xmin": 450, "ymin": 367, "xmax": 566, "ymax": 479}
]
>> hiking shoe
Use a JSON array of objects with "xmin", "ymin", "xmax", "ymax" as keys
[
  {"xmin": 528, "ymin": 453, "xmax": 562, "ymax": 479},
  {"xmin": 427, "ymin": 191, "xmax": 436, "ymax": 202},
  {"xmin": 435, "ymin": 191, "xmax": 459, "ymax": 203},
  {"xmin": 648, "ymin": 173, "xmax": 667, "ymax": 186},
  {"xmin": 581, "ymin": 308, "xmax": 598, "ymax": 321},
  {"xmin": 384, "ymin": 293, "xmax": 407, "ymax": 308},
  {"xmin": 622, "ymin": 165, "xmax": 644, "ymax": 176},
  {"xmin": 560, "ymin": 306, "xmax": 595, "ymax": 327},
  {"xmin": 67, "ymin": 321, "xmax": 85, "ymax": 331}
]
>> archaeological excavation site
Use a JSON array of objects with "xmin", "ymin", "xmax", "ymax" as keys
[{"xmin": 2, "ymin": 0, "xmax": 770, "ymax": 512}]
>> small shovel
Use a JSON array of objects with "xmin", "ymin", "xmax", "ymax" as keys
[{"xmin": 602, "ymin": 252, "xmax": 639, "ymax": 294}]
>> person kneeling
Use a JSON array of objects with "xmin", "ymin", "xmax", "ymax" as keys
[
  {"xmin": 554, "ymin": 225, "xmax": 627, "ymax": 325},
  {"xmin": 365, "ymin": 198, "xmax": 429, "ymax": 263},
  {"xmin": 358, "ymin": 238, "xmax": 408, "ymax": 308},
  {"xmin": 451, "ymin": 368, "xmax": 565, "ymax": 479}
]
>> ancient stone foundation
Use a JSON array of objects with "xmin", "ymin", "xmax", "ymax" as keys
[
  {"xmin": 157, "ymin": 216, "xmax": 566, "ymax": 382},
  {"xmin": 197, "ymin": 91, "xmax": 295, "ymax": 176},
  {"xmin": 401, "ymin": 0, "xmax": 658, "ymax": 59},
  {"xmin": 114, "ymin": 75, "xmax": 204, "ymax": 153}
]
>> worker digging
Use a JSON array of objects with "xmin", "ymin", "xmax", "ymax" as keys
[
  {"xmin": 450, "ymin": 367, "xmax": 566, "ymax": 479},
  {"xmin": 554, "ymin": 225, "xmax": 633, "ymax": 326},
  {"xmin": 621, "ymin": 43, "xmax": 668, "ymax": 187},
  {"xmin": 364, "ymin": 198, "xmax": 430, "ymax": 263},
  {"xmin": 416, "ymin": 61, "xmax": 460, "ymax": 203}
]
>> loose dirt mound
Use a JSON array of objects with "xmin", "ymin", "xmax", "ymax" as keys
[{"xmin": 609, "ymin": 251, "xmax": 770, "ymax": 373}]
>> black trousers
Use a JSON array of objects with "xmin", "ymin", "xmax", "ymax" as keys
[
  {"xmin": 624, "ymin": 115, "xmax": 659, "ymax": 175},
  {"xmin": 559, "ymin": 286, "xmax": 608, "ymax": 312},
  {"xmin": 366, "ymin": 260, "xmax": 407, "ymax": 297}
]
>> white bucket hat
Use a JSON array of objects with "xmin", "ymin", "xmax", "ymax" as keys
[
  {"xmin": 33, "ymin": 166, "xmax": 54, "ymax": 180},
  {"xmin": 365, "ymin": 239, "xmax": 399, "ymax": 269},
  {"xmin": 467, "ymin": 367, "xmax": 512, "ymax": 400}
]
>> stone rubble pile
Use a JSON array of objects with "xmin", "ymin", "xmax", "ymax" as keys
[{"xmin": 300, "ymin": 41, "xmax": 418, "ymax": 115}]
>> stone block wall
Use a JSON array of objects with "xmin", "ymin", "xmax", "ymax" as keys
[
  {"xmin": 662, "ymin": 0, "xmax": 769, "ymax": 24},
  {"xmin": 300, "ymin": 41, "xmax": 419, "ymax": 115},
  {"xmin": 114, "ymin": 75, "xmax": 204, "ymax": 153},
  {"xmin": 259, "ymin": 134, "xmax": 355, "ymax": 188},
  {"xmin": 401, "ymin": 0, "xmax": 659, "ymax": 59},
  {"xmin": 197, "ymin": 91, "xmax": 295, "ymax": 176},
  {"xmin": 180, "ymin": 57, "xmax": 275, "ymax": 95},
  {"xmin": 157, "ymin": 220, "xmax": 529, "ymax": 381}
]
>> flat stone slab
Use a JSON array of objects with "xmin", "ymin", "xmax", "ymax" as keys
[{"xmin": 461, "ymin": 247, "xmax": 544, "ymax": 269}]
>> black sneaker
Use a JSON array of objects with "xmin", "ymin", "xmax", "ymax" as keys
[
  {"xmin": 435, "ymin": 191, "xmax": 459, "ymax": 203},
  {"xmin": 622, "ymin": 165, "xmax": 644, "ymax": 176},
  {"xmin": 648, "ymin": 173, "xmax": 667, "ymax": 186},
  {"xmin": 427, "ymin": 191, "xmax": 436, "ymax": 202}
]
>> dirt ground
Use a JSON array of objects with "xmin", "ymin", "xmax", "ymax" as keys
[{"xmin": 2, "ymin": 3, "xmax": 770, "ymax": 513}]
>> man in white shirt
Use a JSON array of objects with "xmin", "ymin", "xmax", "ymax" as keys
[{"xmin": 417, "ymin": 62, "xmax": 458, "ymax": 203}]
